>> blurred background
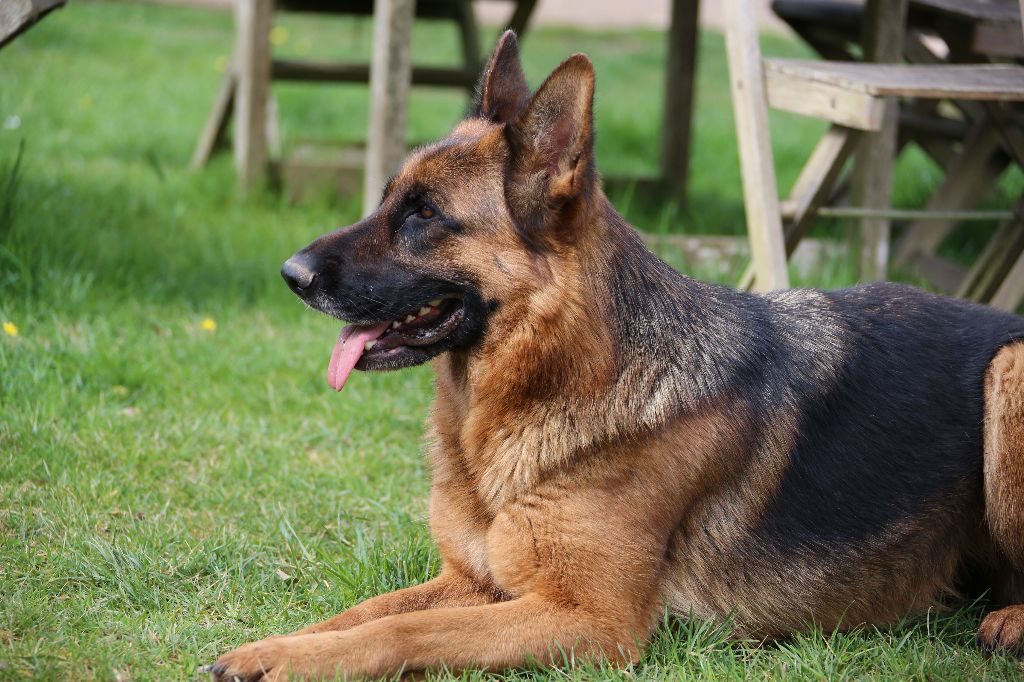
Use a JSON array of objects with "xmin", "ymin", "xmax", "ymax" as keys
[{"xmin": 1, "ymin": 1, "xmax": 1023, "ymax": 679}]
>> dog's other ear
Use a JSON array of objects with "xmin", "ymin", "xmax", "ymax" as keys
[
  {"xmin": 472, "ymin": 30, "xmax": 530, "ymax": 124},
  {"xmin": 505, "ymin": 53, "xmax": 596, "ymax": 241}
]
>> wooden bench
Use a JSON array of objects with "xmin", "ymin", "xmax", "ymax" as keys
[{"xmin": 724, "ymin": 0, "xmax": 1024, "ymax": 311}]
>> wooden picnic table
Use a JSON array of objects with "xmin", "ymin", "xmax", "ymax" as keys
[
  {"xmin": 774, "ymin": 0, "xmax": 1024, "ymax": 257},
  {"xmin": 727, "ymin": 0, "xmax": 1024, "ymax": 307}
]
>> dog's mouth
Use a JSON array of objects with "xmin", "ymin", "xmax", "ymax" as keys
[{"xmin": 327, "ymin": 297, "xmax": 465, "ymax": 391}]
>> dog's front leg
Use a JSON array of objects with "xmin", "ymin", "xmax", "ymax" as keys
[
  {"xmin": 209, "ymin": 570, "xmax": 494, "ymax": 680},
  {"xmin": 290, "ymin": 569, "xmax": 496, "ymax": 635},
  {"xmin": 210, "ymin": 593, "xmax": 646, "ymax": 681}
]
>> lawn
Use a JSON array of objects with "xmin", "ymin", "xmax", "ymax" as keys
[{"xmin": 1, "ymin": 1, "xmax": 1022, "ymax": 680}]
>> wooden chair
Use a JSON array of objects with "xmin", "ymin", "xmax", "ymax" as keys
[{"xmin": 723, "ymin": 0, "xmax": 1024, "ymax": 303}]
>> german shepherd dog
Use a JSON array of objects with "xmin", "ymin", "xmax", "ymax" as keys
[{"xmin": 211, "ymin": 32, "xmax": 1024, "ymax": 681}]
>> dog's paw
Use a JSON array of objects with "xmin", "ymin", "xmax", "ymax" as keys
[
  {"xmin": 208, "ymin": 636, "xmax": 301, "ymax": 682},
  {"xmin": 978, "ymin": 605, "xmax": 1024, "ymax": 656}
]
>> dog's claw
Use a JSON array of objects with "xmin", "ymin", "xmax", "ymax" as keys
[{"xmin": 199, "ymin": 662, "xmax": 230, "ymax": 679}]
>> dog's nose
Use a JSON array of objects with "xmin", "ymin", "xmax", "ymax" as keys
[{"xmin": 281, "ymin": 255, "xmax": 317, "ymax": 292}]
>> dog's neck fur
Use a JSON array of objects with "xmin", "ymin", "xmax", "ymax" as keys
[{"xmin": 432, "ymin": 189, "xmax": 750, "ymax": 507}]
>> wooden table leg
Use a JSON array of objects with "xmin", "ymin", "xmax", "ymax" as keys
[
  {"xmin": 363, "ymin": 0, "xmax": 415, "ymax": 217},
  {"xmin": 191, "ymin": 63, "xmax": 236, "ymax": 171},
  {"xmin": 660, "ymin": 0, "xmax": 700, "ymax": 200},
  {"xmin": 234, "ymin": 0, "xmax": 273, "ymax": 192},
  {"xmin": 893, "ymin": 123, "xmax": 1006, "ymax": 270},
  {"xmin": 850, "ymin": 0, "xmax": 907, "ymax": 281},
  {"xmin": 723, "ymin": 0, "xmax": 788, "ymax": 291},
  {"xmin": 990, "ymin": 247, "xmax": 1024, "ymax": 313},
  {"xmin": 737, "ymin": 125, "xmax": 862, "ymax": 290}
]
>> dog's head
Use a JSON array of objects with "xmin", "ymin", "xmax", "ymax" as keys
[{"xmin": 281, "ymin": 32, "xmax": 597, "ymax": 390}]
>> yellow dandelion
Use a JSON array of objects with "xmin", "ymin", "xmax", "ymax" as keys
[
  {"xmin": 200, "ymin": 317, "xmax": 217, "ymax": 332},
  {"xmin": 269, "ymin": 25, "xmax": 289, "ymax": 47},
  {"xmin": 213, "ymin": 55, "xmax": 228, "ymax": 74},
  {"xmin": 111, "ymin": 385, "xmax": 129, "ymax": 397},
  {"xmin": 2, "ymin": 321, "xmax": 17, "ymax": 337}
]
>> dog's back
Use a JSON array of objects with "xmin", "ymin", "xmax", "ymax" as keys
[{"xmin": 661, "ymin": 280, "xmax": 1024, "ymax": 635}]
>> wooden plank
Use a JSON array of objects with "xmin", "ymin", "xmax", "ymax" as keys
[
  {"xmin": 912, "ymin": 251, "xmax": 967, "ymax": 293},
  {"xmin": 852, "ymin": 0, "xmax": 907, "ymax": 282},
  {"xmin": 912, "ymin": 0, "xmax": 1020, "ymax": 24},
  {"xmin": 893, "ymin": 123, "xmax": 1006, "ymax": 266},
  {"xmin": 723, "ymin": 0, "xmax": 789, "ymax": 292},
  {"xmin": 0, "ymin": 0, "xmax": 65, "ymax": 48},
  {"xmin": 765, "ymin": 67, "xmax": 883, "ymax": 130},
  {"xmin": 972, "ymin": 20, "xmax": 1024, "ymax": 58},
  {"xmin": 739, "ymin": 125, "xmax": 861, "ymax": 290},
  {"xmin": 267, "ymin": 93, "xmax": 281, "ymax": 158},
  {"xmin": 957, "ymin": 218, "xmax": 1024, "ymax": 301},
  {"xmin": 271, "ymin": 144, "xmax": 364, "ymax": 203},
  {"xmin": 991, "ymin": 252, "xmax": 1024, "ymax": 312},
  {"xmin": 454, "ymin": 0, "xmax": 480, "ymax": 94},
  {"xmin": 989, "ymin": 102, "xmax": 1024, "ymax": 168},
  {"xmin": 272, "ymin": 59, "xmax": 476, "ymax": 87},
  {"xmin": 234, "ymin": 0, "xmax": 273, "ymax": 192},
  {"xmin": 764, "ymin": 60, "xmax": 1024, "ymax": 100},
  {"xmin": 363, "ymin": 0, "xmax": 415, "ymax": 217},
  {"xmin": 989, "ymin": 204, "xmax": 1024, "ymax": 310},
  {"xmin": 659, "ymin": 0, "xmax": 701, "ymax": 199},
  {"xmin": 505, "ymin": 0, "xmax": 537, "ymax": 36},
  {"xmin": 786, "ymin": 126, "xmax": 862, "ymax": 234},
  {"xmin": 818, "ymin": 207, "xmax": 1013, "ymax": 221},
  {"xmin": 190, "ymin": 65, "xmax": 236, "ymax": 171}
]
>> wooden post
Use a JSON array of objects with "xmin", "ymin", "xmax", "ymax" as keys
[
  {"xmin": 850, "ymin": 0, "xmax": 907, "ymax": 281},
  {"xmin": 659, "ymin": 0, "xmax": 701, "ymax": 200},
  {"xmin": 234, "ymin": 0, "xmax": 273, "ymax": 192},
  {"xmin": 363, "ymin": 0, "xmax": 416, "ymax": 217},
  {"xmin": 723, "ymin": 0, "xmax": 789, "ymax": 292}
]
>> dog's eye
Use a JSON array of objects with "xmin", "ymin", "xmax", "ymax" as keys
[{"xmin": 418, "ymin": 206, "xmax": 435, "ymax": 220}]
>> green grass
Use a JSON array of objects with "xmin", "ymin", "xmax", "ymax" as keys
[{"xmin": 1, "ymin": 1, "xmax": 1022, "ymax": 679}]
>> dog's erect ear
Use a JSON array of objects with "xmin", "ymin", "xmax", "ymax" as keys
[
  {"xmin": 472, "ymin": 30, "xmax": 530, "ymax": 124},
  {"xmin": 504, "ymin": 53, "xmax": 596, "ymax": 240}
]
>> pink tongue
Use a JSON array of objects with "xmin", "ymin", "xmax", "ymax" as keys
[{"xmin": 326, "ymin": 322, "xmax": 390, "ymax": 392}]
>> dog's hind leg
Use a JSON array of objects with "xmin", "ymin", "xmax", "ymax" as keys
[{"xmin": 978, "ymin": 342, "xmax": 1024, "ymax": 655}]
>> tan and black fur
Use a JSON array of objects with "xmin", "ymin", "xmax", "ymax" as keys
[{"xmin": 211, "ymin": 33, "xmax": 1024, "ymax": 680}]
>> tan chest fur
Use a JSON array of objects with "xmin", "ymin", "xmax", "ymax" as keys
[{"xmin": 426, "ymin": 356, "xmax": 751, "ymax": 606}]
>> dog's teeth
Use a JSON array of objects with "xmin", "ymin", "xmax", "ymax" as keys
[
  {"xmin": 391, "ymin": 321, "xmax": 401, "ymax": 329},
  {"xmin": 364, "ymin": 340, "xmax": 376, "ymax": 351},
  {"xmin": 419, "ymin": 307, "xmax": 431, "ymax": 316},
  {"xmin": 405, "ymin": 314, "xmax": 416, "ymax": 323},
  {"xmin": 429, "ymin": 299, "xmax": 442, "ymax": 307}
]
